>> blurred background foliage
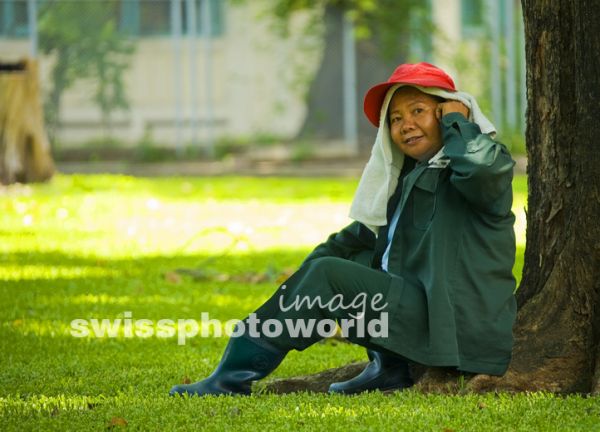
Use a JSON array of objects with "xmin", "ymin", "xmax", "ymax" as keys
[
  {"xmin": 1, "ymin": 0, "xmax": 526, "ymax": 164},
  {"xmin": 37, "ymin": 0, "xmax": 134, "ymax": 141}
]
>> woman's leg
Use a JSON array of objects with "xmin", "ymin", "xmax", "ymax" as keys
[
  {"xmin": 251, "ymin": 256, "xmax": 414, "ymax": 394},
  {"xmin": 170, "ymin": 256, "xmax": 397, "ymax": 396},
  {"xmin": 328, "ymin": 349, "xmax": 413, "ymax": 394},
  {"xmin": 247, "ymin": 256, "xmax": 397, "ymax": 351}
]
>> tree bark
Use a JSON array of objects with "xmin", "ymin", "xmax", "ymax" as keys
[
  {"xmin": 470, "ymin": 0, "xmax": 600, "ymax": 394},
  {"xmin": 262, "ymin": 0, "xmax": 600, "ymax": 395}
]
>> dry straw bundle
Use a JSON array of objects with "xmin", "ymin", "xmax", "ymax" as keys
[{"xmin": 0, "ymin": 58, "xmax": 54, "ymax": 185}]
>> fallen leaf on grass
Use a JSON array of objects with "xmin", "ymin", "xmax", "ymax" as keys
[
  {"xmin": 174, "ymin": 268, "xmax": 218, "ymax": 281},
  {"xmin": 173, "ymin": 266, "xmax": 296, "ymax": 285},
  {"xmin": 234, "ymin": 272, "xmax": 269, "ymax": 283},
  {"xmin": 107, "ymin": 417, "xmax": 128, "ymax": 429},
  {"xmin": 215, "ymin": 273, "xmax": 231, "ymax": 282},
  {"xmin": 165, "ymin": 271, "xmax": 182, "ymax": 284},
  {"xmin": 275, "ymin": 267, "xmax": 295, "ymax": 285}
]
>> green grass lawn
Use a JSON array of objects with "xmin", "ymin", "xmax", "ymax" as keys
[{"xmin": 1, "ymin": 174, "xmax": 598, "ymax": 431}]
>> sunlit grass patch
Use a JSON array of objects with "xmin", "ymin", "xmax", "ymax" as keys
[
  {"xmin": 2, "ymin": 173, "xmax": 584, "ymax": 432},
  {"xmin": 1, "ymin": 391, "xmax": 598, "ymax": 431},
  {"xmin": 0, "ymin": 265, "xmax": 119, "ymax": 281}
]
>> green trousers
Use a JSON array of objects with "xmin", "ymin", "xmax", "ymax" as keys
[{"xmin": 244, "ymin": 256, "xmax": 400, "ymax": 354}]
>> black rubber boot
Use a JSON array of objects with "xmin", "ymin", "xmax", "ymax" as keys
[
  {"xmin": 169, "ymin": 335, "xmax": 287, "ymax": 397},
  {"xmin": 329, "ymin": 349, "xmax": 413, "ymax": 394}
]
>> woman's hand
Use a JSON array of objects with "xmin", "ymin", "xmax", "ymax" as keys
[{"xmin": 435, "ymin": 101, "xmax": 470, "ymax": 120}]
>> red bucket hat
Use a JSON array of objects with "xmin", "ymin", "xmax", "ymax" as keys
[{"xmin": 363, "ymin": 62, "xmax": 456, "ymax": 127}]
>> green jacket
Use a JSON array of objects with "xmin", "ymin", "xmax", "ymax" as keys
[{"xmin": 304, "ymin": 113, "xmax": 517, "ymax": 375}]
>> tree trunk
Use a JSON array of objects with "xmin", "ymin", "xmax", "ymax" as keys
[
  {"xmin": 0, "ymin": 59, "xmax": 55, "ymax": 185},
  {"xmin": 296, "ymin": 4, "xmax": 403, "ymax": 149},
  {"xmin": 45, "ymin": 48, "xmax": 70, "ymax": 145},
  {"xmin": 470, "ymin": 0, "xmax": 600, "ymax": 394},
  {"xmin": 262, "ymin": 0, "xmax": 600, "ymax": 395}
]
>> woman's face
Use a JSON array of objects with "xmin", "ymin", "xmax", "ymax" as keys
[{"xmin": 388, "ymin": 86, "xmax": 443, "ymax": 162}]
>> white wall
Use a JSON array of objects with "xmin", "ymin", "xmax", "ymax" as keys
[{"xmin": 1, "ymin": 2, "xmax": 323, "ymax": 148}]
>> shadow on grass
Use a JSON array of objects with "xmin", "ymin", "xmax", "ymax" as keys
[
  {"xmin": 2, "ymin": 243, "xmax": 526, "ymax": 322},
  {"xmin": 1, "ymin": 248, "xmax": 310, "ymax": 318},
  {"xmin": 1, "ymin": 244, "xmax": 525, "ymax": 398},
  {"xmin": 18, "ymin": 174, "xmax": 359, "ymax": 203},
  {"xmin": 1, "ymin": 248, "xmax": 373, "ymax": 398}
]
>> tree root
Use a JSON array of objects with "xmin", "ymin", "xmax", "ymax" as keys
[
  {"xmin": 258, "ymin": 362, "xmax": 366, "ymax": 394},
  {"xmin": 259, "ymin": 357, "xmax": 598, "ymax": 395},
  {"xmin": 259, "ymin": 363, "xmax": 478, "ymax": 395},
  {"xmin": 592, "ymin": 346, "xmax": 600, "ymax": 395}
]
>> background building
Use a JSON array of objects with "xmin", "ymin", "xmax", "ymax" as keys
[{"xmin": 0, "ymin": 0, "xmax": 525, "ymax": 156}]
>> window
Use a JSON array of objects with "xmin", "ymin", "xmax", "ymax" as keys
[
  {"xmin": 461, "ymin": 0, "xmax": 485, "ymax": 37},
  {"xmin": 119, "ymin": 0, "xmax": 224, "ymax": 37},
  {"xmin": 409, "ymin": 0, "xmax": 433, "ymax": 62},
  {"xmin": 0, "ymin": 0, "xmax": 30, "ymax": 37},
  {"xmin": 140, "ymin": 0, "xmax": 171, "ymax": 35}
]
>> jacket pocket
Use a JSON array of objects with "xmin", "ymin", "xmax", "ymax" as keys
[
  {"xmin": 412, "ymin": 171, "xmax": 439, "ymax": 230},
  {"xmin": 371, "ymin": 274, "xmax": 429, "ymax": 351}
]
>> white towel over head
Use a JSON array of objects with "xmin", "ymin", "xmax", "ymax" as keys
[{"xmin": 348, "ymin": 84, "xmax": 496, "ymax": 234}]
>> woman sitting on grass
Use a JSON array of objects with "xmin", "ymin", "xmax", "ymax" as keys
[{"xmin": 170, "ymin": 62, "xmax": 517, "ymax": 396}]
